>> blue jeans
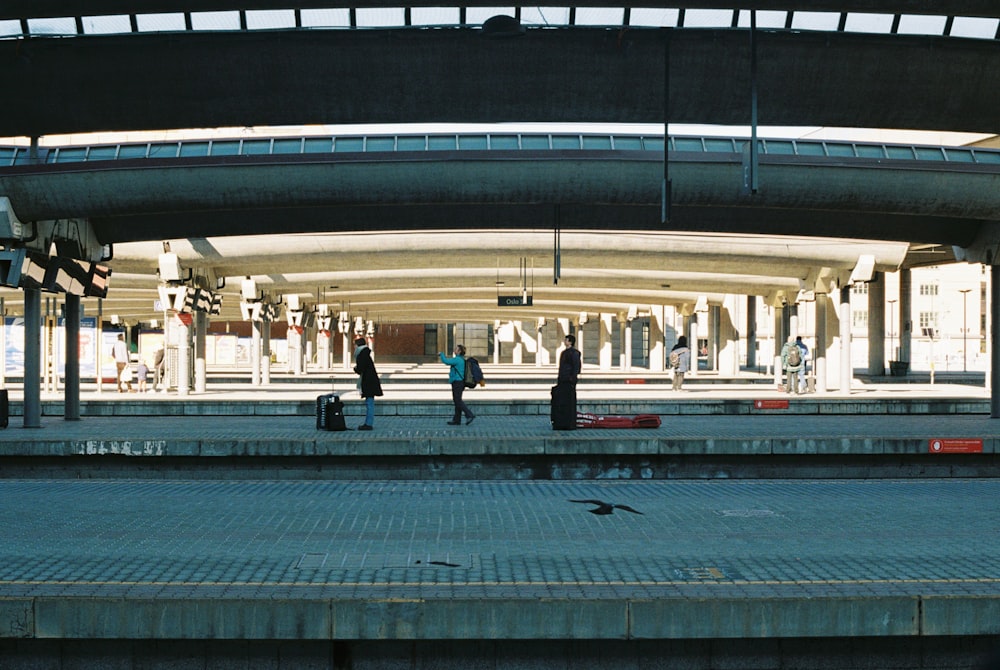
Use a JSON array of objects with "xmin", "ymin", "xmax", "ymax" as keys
[{"xmin": 364, "ymin": 396, "xmax": 375, "ymax": 426}]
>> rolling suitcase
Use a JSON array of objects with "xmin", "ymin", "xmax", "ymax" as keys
[
  {"xmin": 316, "ymin": 393, "xmax": 346, "ymax": 431},
  {"xmin": 550, "ymin": 383, "xmax": 576, "ymax": 431}
]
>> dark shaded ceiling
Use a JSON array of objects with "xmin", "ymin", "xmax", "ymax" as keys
[{"xmin": 1, "ymin": 26, "xmax": 999, "ymax": 136}]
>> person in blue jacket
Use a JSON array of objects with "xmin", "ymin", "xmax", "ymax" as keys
[{"xmin": 439, "ymin": 344, "xmax": 475, "ymax": 426}]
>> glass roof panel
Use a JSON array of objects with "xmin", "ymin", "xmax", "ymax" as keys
[
  {"xmin": 246, "ymin": 10, "xmax": 297, "ymax": 30},
  {"xmin": 683, "ymin": 9, "xmax": 734, "ymax": 28},
  {"xmin": 843, "ymin": 13, "xmax": 894, "ymax": 34},
  {"xmin": 629, "ymin": 8, "xmax": 679, "ymax": 28},
  {"xmin": 576, "ymin": 8, "xmax": 624, "ymax": 26},
  {"xmin": 28, "ymin": 17, "xmax": 77, "ymax": 36},
  {"xmin": 950, "ymin": 16, "xmax": 1000, "ymax": 39},
  {"xmin": 736, "ymin": 10, "xmax": 787, "ymax": 29},
  {"xmin": 791, "ymin": 12, "xmax": 841, "ymax": 31},
  {"xmin": 411, "ymin": 8, "xmax": 460, "ymax": 26},
  {"xmin": 521, "ymin": 8, "xmax": 571, "ymax": 26},
  {"xmin": 356, "ymin": 8, "xmax": 406, "ymax": 27},
  {"xmin": 190, "ymin": 11, "xmax": 241, "ymax": 31},
  {"xmin": 136, "ymin": 13, "xmax": 187, "ymax": 32},
  {"xmin": 82, "ymin": 15, "xmax": 132, "ymax": 35},
  {"xmin": 0, "ymin": 20, "xmax": 22, "ymax": 37},
  {"xmin": 896, "ymin": 14, "xmax": 947, "ymax": 36},
  {"xmin": 466, "ymin": 7, "xmax": 516, "ymax": 25},
  {"xmin": 300, "ymin": 9, "xmax": 351, "ymax": 28}
]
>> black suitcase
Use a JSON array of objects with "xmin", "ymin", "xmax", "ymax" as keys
[
  {"xmin": 316, "ymin": 393, "xmax": 346, "ymax": 431},
  {"xmin": 550, "ymin": 383, "xmax": 576, "ymax": 431}
]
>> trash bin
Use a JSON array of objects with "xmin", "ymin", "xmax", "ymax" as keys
[{"xmin": 889, "ymin": 361, "xmax": 909, "ymax": 377}]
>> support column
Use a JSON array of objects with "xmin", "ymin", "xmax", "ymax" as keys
[
  {"xmin": 992, "ymin": 265, "xmax": 1000, "ymax": 418},
  {"xmin": 815, "ymin": 294, "xmax": 828, "ymax": 393},
  {"xmin": 649, "ymin": 305, "xmax": 665, "ymax": 372},
  {"xmin": 719, "ymin": 296, "xmax": 740, "ymax": 376},
  {"xmin": 261, "ymin": 322, "xmax": 271, "ymax": 385},
  {"xmin": 788, "ymin": 302, "xmax": 799, "ymax": 339},
  {"xmin": 194, "ymin": 310, "xmax": 207, "ymax": 393},
  {"xmin": 511, "ymin": 321, "xmax": 523, "ymax": 365},
  {"xmin": 708, "ymin": 305, "xmax": 720, "ymax": 372},
  {"xmin": 64, "ymin": 295, "xmax": 80, "ymax": 421},
  {"xmin": 772, "ymin": 304, "xmax": 783, "ymax": 386},
  {"xmin": 23, "ymin": 288, "xmax": 41, "ymax": 428},
  {"xmin": 251, "ymin": 320, "xmax": 262, "ymax": 386},
  {"xmin": 868, "ymin": 272, "xmax": 886, "ymax": 376},
  {"xmin": 623, "ymin": 318, "xmax": 633, "ymax": 371},
  {"xmin": 177, "ymin": 317, "xmax": 190, "ymax": 397},
  {"xmin": 536, "ymin": 319, "xmax": 545, "ymax": 367},
  {"xmin": 688, "ymin": 313, "xmax": 699, "ymax": 378},
  {"xmin": 746, "ymin": 295, "xmax": 757, "ymax": 370},
  {"xmin": 899, "ymin": 268, "xmax": 912, "ymax": 367},
  {"xmin": 840, "ymin": 286, "xmax": 852, "ymax": 393},
  {"xmin": 599, "ymin": 313, "xmax": 613, "ymax": 370}
]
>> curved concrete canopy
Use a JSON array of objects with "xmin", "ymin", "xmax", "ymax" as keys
[
  {"xmin": 2, "ymin": 150, "xmax": 995, "ymax": 249},
  {"xmin": 2, "ymin": 28, "xmax": 999, "ymax": 136},
  {"xmin": 50, "ymin": 230, "xmax": 906, "ymax": 323}
]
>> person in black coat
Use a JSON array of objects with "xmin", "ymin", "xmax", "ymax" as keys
[
  {"xmin": 558, "ymin": 335, "xmax": 582, "ymax": 387},
  {"xmin": 353, "ymin": 337, "xmax": 383, "ymax": 431}
]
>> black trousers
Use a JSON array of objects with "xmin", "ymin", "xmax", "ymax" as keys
[{"xmin": 450, "ymin": 380, "xmax": 473, "ymax": 421}]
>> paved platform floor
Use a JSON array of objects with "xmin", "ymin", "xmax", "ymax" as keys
[{"xmin": 2, "ymin": 477, "xmax": 999, "ymax": 641}]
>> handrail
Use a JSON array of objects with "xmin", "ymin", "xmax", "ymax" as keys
[{"xmin": 2, "ymin": 134, "xmax": 998, "ymax": 167}]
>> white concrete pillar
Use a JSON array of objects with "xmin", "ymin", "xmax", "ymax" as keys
[
  {"xmin": 251, "ymin": 319, "xmax": 262, "ymax": 386},
  {"xmin": 261, "ymin": 323, "xmax": 271, "ymax": 385},
  {"xmin": 840, "ymin": 286, "xmax": 853, "ymax": 393},
  {"xmin": 688, "ymin": 313, "xmax": 699, "ymax": 378},
  {"xmin": 512, "ymin": 320, "xmax": 523, "ymax": 365},
  {"xmin": 868, "ymin": 272, "xmax": 886, "ymax": 376},
  {"xmin": 773, "ymin": 305, "xmax": 783, "ymax": 386},
  {"xmin": 624, "ymin": 318, "xmax": 633, "ymax": 371},
  {"xmin": 719, "ymin": 296, "xmax": 740, "ymax": 376},
  {"xmin": 649, "ymin": 305, "xmax": 665, "ymax": 372},
  {"xmin": 746, "ymin": 295, "xmax": 757, "ymax": 369},
  {"xmin": 599, "ymin": 313, "xmax": 613, "ymax": 370},
  {"xmin": 815, "ymin": 295, "xmax": 828, "ymax": 392},
  {"xmin": 194, "ymin": 311, "xmax": 207, "ymax": 393}
]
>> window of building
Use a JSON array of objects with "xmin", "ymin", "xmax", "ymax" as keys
[
  {"xmin": 851, "ymin": 283, "xmax": 868, "ymax": 295},
  {"xmin": 919, "ymin": 283, "xmax": 939, "ymax": 296},
  {"xmin": 853, "ymin": 310, "xmax": 868, "ymax": 328},
  {"xmin": 919, "ymin": 311, "xmax": 939, "ymax": 329}
]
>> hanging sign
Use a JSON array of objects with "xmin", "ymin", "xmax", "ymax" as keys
[{"xmin": 498, "ymin": 295, "xmax": 532, "ymax": 307}]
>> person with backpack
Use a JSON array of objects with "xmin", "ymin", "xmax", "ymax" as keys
[
  {"xmin": 781, "ymin": 335, "xmax": 805, "ymax": 395},
  {"xmin": 795, "ymin": 336, "xmax": 810, "ymax": 393},
  {"xmin": 669, "ymin": 335, "xmax": 692, "ymax": 391},
  {"xmin": 439, "ymin": 344, "xmax": 475, "ymax": 426}
]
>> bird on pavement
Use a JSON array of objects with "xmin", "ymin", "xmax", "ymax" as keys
[{"xmin": 569, "ymin": 499, "xmax": 644, "ymax": 515}]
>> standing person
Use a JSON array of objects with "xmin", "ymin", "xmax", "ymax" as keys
[
  {"xmin": 112, "ymin": 334, "xmax": 132, "ymax": 393},
  {"xmin": 152, "ymin": 345, "xmax": 165, "ymax": 392},
  {"xmin": 439, "ymin": 344, "xmax": 475, "ymax": 426},
  {"xmin": 558, "ymin": 335, "xmax": 582, "ymax": 387},
  {"xmin": 137, "ymin": 359, "xmax": 149, "ymax": 393},
  {"xmin": 669, "ymin": 335, "xmax": 692, "ymax": 391},
  {"xmin": 781, "ymin": 335, "xmax": 804, "ymax": 395},
  {"xmin": 795, "ymin": 336, "xmax": 810, "ymax": 393},
  {"xmin": 353, "ymin": 337, "xmax": 382, "ymax": 431}
]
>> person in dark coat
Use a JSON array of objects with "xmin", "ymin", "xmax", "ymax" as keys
[
  {"xmin": 557, "ymin": 335, "xmax": 582, "ymax": 387},
  {"xmin": 353, "ymin": 337, "xmax": 383, "ymax": 431}
]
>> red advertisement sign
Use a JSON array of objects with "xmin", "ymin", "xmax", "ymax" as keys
[
  {"xmin": 754, "ymin": 399, "xmax": 790, "ymax": 410},
  {"xmin": 928, "ymin": 438, "xmax": 983, "ymax": 454}
]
